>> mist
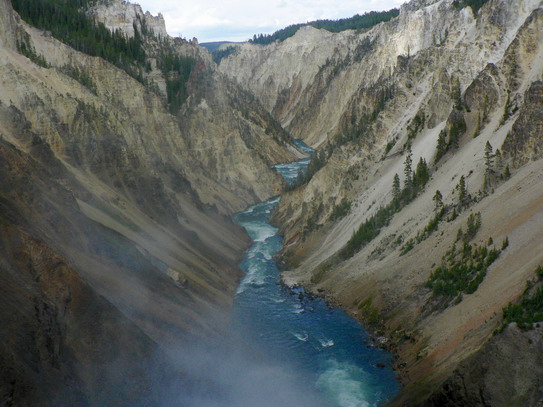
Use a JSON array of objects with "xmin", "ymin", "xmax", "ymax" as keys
[{"xmin": 165, "ymin": 333, "xmax": 330, "ymax": 407}]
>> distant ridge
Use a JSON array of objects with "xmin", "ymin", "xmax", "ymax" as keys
[
  {"xmin": 200, "ymin": 41, "xmax": 242, "ymax": 52},
  {"xmin": 248, "ymin": 8, "xmax": 399, "ymax": 45}
]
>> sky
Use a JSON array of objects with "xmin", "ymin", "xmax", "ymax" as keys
[{"xmin": 136, "ymin": 0, "xmax": 405, "ymax": 43}]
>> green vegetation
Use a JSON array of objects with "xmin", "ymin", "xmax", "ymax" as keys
[
  {"xmin": 211, "ymin": 46, "xmax": 238, "ymax": 64},
  {"xmin": 16, "ymin": 37, "xmax": 49, "ymax": 68},
  {"xmin": 448, "ymin": 114, "xmax": 466, "ymax": 150},
  {"xmin": 400, "ymin": 189, "xmax": 478, "ymax": 256},
  {"xmin": 357, "ymin": 297, "xmax": 382, "ymax": 328},
  {"xmin": 464, "ymin": 212, "xmax": 481, "ymax": 241},
  {"xmin": 452, "ymin": 77, "xmax": 464, "ymax": 111},
  {"xmin": 337, "ymin": 83, "xmax": 396, "ymax": 145},
  {"xmin": 329, "ymin": 199, "xmax": 352, "ymax": 221},
  {"xmin": 407, "ymin": 111, "xmax": 426, "ymax": 140},
  {"xmin": 12, "ymin": 0, "xmax": 146, "ymax": 80},
  {"xmin": 249, "ymin": 9, "xmax": 399, "ymax": 45},
  {"xmin": 481, "ymin": 142, "xmax": 511, "ymax": 193},
  {"xmin": 425, "ymin": 214, "xmax": 506, "ymax": 305},
  {"xmin": 286, "ymin": 148, "xmax": 330, "ymax": 191},
  {"xmin": 452, "ymin": 0, "xmax": 490, "ymax": 15},
  {"xmin": 311, "ymin": 263, "xmax": 332, "ymax": 284},
  {"xmin": 455, "ymin": 175, "xmax": 469, "ymax": 207},
  {"xmin": 413, "ymin": 157, "xmax": 430, "ymax": 189},
  {"xmin": 435, "ymin": 129, "xmax": 448, "ymax": 163},
  {"xmin": 500, "ymin": 266, "xmax": 543, "ymax": 331},
  {"xmin": 60, "ymin": 65, "xmax": 95, "ymax": 91},
  {"xmin": 340, "ymin": 152, "xmax": 431, "ymax": 259},
  {"xmin": 392, "ymin": 174, "xmax": 401, "ymax": 201},
  {"xmin": 12, "ymin": 0, "xmax": 196, "ymax": 112},
  {"xmin": 435, "ymin": 111, "xmax": 467, "ymax": 164},
  {"xmin": 384, "ymin": 138, "xmax": 398, "ymax": 156},
  {"xmin": 483, "ymin": 141, "xmax": 494, "ymax": 190},
  {"xmin": 400, "ymin": 207, "xmax": 444, "ymax": 255},
  {"xmin": 500, "ymin": 91, "xmax": 512, "ymax": 126},
  {"xmin": 158, "ymin": 53, "xmax": 196, "ymax": 113}
]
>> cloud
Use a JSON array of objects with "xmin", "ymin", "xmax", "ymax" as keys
[{"xmin": 136, "ymin": 0, "xmax": 405, "ymax": 42}]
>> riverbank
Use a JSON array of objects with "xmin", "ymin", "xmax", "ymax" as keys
[
  {"xmin": 274, "ymin": 157, "xmax": 543, "ymax": 405},
  {"xmin": 232, "ymin": 145, "xmax": 400, "ymax": 406}
]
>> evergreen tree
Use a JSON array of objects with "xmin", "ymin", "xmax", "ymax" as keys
[
  {"xmin": 504, "ymin": 165, "xmax": 511, "ymax": 179},
  {"xmin": 448, "ymin": 117, "xmax": 465, "ymax": 150},
  {"xmin": 484, "ymin": 141, "xmax": 494, "ymax": 189},
  {"xmin": 435, "ymin": 129, "xmax": 448, "ymax": 163},
  {"xmin": 465, "ymin": 212, "xmax": 481, "ymax": 241},
  {"xmin": 414, "ymin": 157, "xmax": 430, "ymax": 188},
  {"xmin": 248, "ymin": 8, "xmax": 400, "ymax": 45},
  {"xmin": 457, "ymin": 175, "xmax": 468, "ymax": 206},
  {"xmin": 404, "ymin": 145, "xmax": 413, "ymax": 188},
  {"xmin": 502, "ymin": 236, "xmax": 509, "ymax": 250},
  {"xmin": 392, "ymin": 173, "xmax": 401, "ymax": 201},
  {"xmin": 433, "ymin": 190, "xmax": 443, "ymax": 213}
]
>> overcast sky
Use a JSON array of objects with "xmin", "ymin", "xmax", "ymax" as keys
[{"xmin": 136, "ymin": 0, "xmax": 405, "ymax": 43}]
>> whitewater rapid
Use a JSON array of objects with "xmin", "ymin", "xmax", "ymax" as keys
[{"xmin": 231, "ymin": 140, "xmax": 399, "ymax": 406}]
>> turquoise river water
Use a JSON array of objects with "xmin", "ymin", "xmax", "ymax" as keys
[{"xmin": 231, "ymin": 140, "xmax": 399, "ymax": 406}]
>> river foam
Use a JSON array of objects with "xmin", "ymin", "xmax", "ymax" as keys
[{"xmin": 232, "ymin": 139, "xmax": 399, "ymax": 406}]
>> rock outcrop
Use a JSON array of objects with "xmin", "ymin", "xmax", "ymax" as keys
[
  {"xmin": 421, "ymin": 325, "xmax": 543, "ymax": 407},
  {"xmin": 219, "ymin": 0, "xmax": 543, "ymax": 404},
  {"xmin": 219, "ymin": 0, "xmax": 541, "ymax": 147},
  {"xmin": 89, "ymin": 0, "xmax": 169, "ymax": 39},
  {"xmin": 0, "ymin": 0, "xmax": 300, "ymax": 404}
]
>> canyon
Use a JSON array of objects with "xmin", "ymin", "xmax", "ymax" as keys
[
  {"xmin": 1, "ymin": 0, "xmax": 543, "ymax": 405},
  {"xmin": 219, "ymin": 0, "xmax": 543, "ymax": 405}
]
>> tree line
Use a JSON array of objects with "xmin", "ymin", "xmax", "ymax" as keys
[
  {"xmin": 12, "ymin": 0, "xmax": 197, "ymax": 112},
  {"xmin": 12, "ymin": 0, "xmax": 146, "ymax": 80},
  {"xmin": 249, "ymin": 9, "xmax": 399, "ymax": 45}
]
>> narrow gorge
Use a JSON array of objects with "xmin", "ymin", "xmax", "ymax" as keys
[{"xmin": 1, "ymin": 0, "xmax": 543, "ymax": 406}]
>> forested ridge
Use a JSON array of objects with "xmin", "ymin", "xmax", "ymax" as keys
[
  {"xmin": 12, "ymin": 0, "xmax": 196, "ymax": 111},
  {"xmin": 249, "ymin": 9, "xmax": 399, "ymax": 45}
]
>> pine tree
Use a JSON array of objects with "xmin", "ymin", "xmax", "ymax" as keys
[
  {"xmin": 414, "ymin": 157, "xmax": 430, "ymax": 188},
  {"xmin": 404, "ymin": 145, "xmax": 413, "ymax": 189},
  {"xmin": 433, "ymin": 190, "xmax": 443, "ymax": 213},
  {"xmin": 457, "ymin": 175, "xmax": 468, "ymax": 206},
  {"xmin": 484, "ymin": 141, "xmax": 494, "ymax": 189},
  {"xmin": 504, "ymin": 165, "xmax": 511, "ymax": 179},
  {"xmin": 502, "ymin": 236, "xmax": 509, "ymax": 250},
  {"xmin": 435, "ymin": 129, "xmax": 448, "ymax": 163},
  {"xmin": 392, "ymin": 173, "xmax": 401, "ymax": 201}
]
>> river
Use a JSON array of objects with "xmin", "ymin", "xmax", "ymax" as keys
[{"xmin": 231, "ymin": 140, "xmax": 399, "ymax": 407}]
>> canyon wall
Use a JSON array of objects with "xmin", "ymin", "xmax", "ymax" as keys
[
  {"xmin": 0, "ymin": 0, "xmax": 300, "ymax": 404},
  {"xmin": 221, "ymin": 0, "xmax": 543, "ymax": 404}
]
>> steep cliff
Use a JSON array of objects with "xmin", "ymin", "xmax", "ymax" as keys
[
  {"xmin": 220, "ymin": 0, "xmax": 542, "ymax": 147},
  {"xmin": 220, "ymin": 0, "xmax": 543, "ymax": 404},
  {"xmin": 0, "ymin": 0, "xmax": 300, "ymax": 404}
]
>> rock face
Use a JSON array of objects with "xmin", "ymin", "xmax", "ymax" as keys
[
  {"xmin": 0, "ymin": 0, "xmax": 299, "ymax": 405},
  {"xmin": 220, "ymin": 0, "xmax": 543, "ymax": 404},
  {"xmin": 89, "ymin": 0, "xmax": 169, "ymax": 39},
  {"xmin": 503, "ymin": 81, "xmax": 543, "ymax": 167},
  {"xmin": 421, "ymin": 325, "xmax": 543, "ymax": 407},
  {"xmin": 4, "ymin": 0, "xmax": 543, "ymax": 404},
  {"xmin": 219, "ymin": 0, "xmax": 541, "ymax": 147},
  {"xmin": 0, "ymin": 139, "xmax": 188, "ymax": 406}
]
